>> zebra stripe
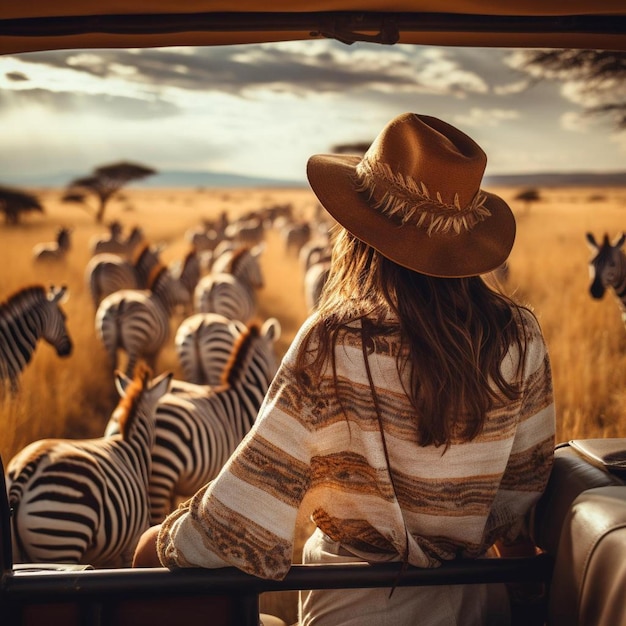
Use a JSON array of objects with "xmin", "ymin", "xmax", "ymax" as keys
[
  {"xmin": 0, "ymin": 285, "xmax": 72, "ymax": 392},
  {"xmin": 95, "ymin": 266, "xmax": 190, "ymax": 376},
  {"xmin": 211, "ymin": 244, "xmax": 264, "ymax": 290},
  {"xmin": 586, "ymin": 232, "xmax": 626, "ymax": 323},
  {"xmin": 193, "ymin": 273, "xmax": 257, "ymax": 322},
  {"xmin": 107, "ymin": 318, "xmax": 280, "ymax": 524},
  {"xmin": 6, "ymin": 366, "xmax": 172, "ymax": 567},
  {"xmin": 174, "ymin": 312, "xmax": 247, "ymax": 385}
]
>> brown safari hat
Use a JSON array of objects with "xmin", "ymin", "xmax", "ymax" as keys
[{"xmin": 306, "ymin": 112, "xmax": 515, "ymax": 278}]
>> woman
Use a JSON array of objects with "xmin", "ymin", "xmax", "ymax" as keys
[{"xmin": 134, "ymin": 112, "xmax": 555, "ymax": 625}]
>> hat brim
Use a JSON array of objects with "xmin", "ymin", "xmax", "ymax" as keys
[{"xmin": 307, "ymin": 154, "xmax": 515, "ymax": 278}]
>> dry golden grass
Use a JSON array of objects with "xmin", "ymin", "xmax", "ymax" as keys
[{"xmin": 1, "ymin": 185, "xmax": 625, "ymax": 624}]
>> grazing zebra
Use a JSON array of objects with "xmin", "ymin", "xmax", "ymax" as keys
[
  {"xmin": 95, "ymin": 265, "xmax": 190, "ymax": 376},
  {"xmin": 85, "ymin": 243, "xmax": 162, "ymax": 307},
  {"xmin": 33, "ymin": 227, "xmax": 72, "ymax": 262},
  {"xmin": 7, "ymin": 365, "xmax": 172, "ymax": 567},
  {"xmin": 106, "ymin": 318, "xmax": 280, "ymax": 524},
  {"xmin": 586, "ymin": 232, "xmax": 626, "ymax": 323},
  {"xmin": 174, "ymin": 312, "xmax": 247, "ymax": 385},
  {"xmin": 0, "ymin": 285, "xmax": 72, "ymax": 392}
]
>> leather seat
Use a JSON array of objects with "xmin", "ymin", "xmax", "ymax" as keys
[{"xmin": 533, "ymin": 443, "xmax": 626, "ymax": 626}]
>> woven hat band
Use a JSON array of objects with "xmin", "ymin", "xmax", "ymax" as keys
[{"xmin": 354, "ymin": 156, "xmax": 492, "ymax": 236}]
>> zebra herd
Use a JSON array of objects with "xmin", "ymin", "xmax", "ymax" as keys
[{"xmin": 2, "ymin": 208, "xmax": 317, "ymax": 569}]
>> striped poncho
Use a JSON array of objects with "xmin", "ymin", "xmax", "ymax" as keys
[{"xmin": 157, "ymin": 307, "xmax": 555, "ymax": 580}]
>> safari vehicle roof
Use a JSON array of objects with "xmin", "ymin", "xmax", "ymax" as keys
[{"xmin": 1, "ymin": 0, "xmax": 625, "ymax": 54}]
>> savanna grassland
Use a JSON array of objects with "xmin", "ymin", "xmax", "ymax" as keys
[
  {"xmin": 1, "ymin": 184, "xmax": 625, "ymax": 622},
  {"xmin": 2, "ymin": 185, "xmax": 625, "ymax": 459}
]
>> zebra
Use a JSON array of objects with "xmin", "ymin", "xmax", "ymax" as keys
[
  {"xmin": 168, "ymin": 247, "xmax": 202, "ymax": 313},
  {"xmin": 90, "ymin": 224, "xmax": 145, "ymax": 258},
  {"xmin": 586, "ymin": 232, "xmax": 626, "ymax": 323},
  {"xmin": 85, "ymin": 242, "xmax": 162, "ymax": 307},
  {"xmin": 174, "ymin": 312, "xmax": 247, "ymax": 385},
  {"xmin": 106, "ymin": 317, "xmax": 281, "ymax": 524},
  {"xmin": 193, "ymin": 272, "xmax": 257, "ymax": 323},
  {"xmin": 304, "ymin": 259, "xmax": 331, "ymax": 312},
  {"xmin": 89, "ymin": 220, "xmax": 124, "ymax": 256},
  {"xmin": 33, "ymin": 227, "xmax": 72, "ymax": 263},
  {"xmin": 299, "ymin": 237, "xmax": 332, "ymax": 272},
  {"xmin": 225, "ymin": 215, "xmax": 265, "ymax": 246},
  {"xmin": 282, "ymin": 220, "xmax": 311, "ymax": 256},
  {"xmin": 0, "ymin": 285, "xmax": 72, "ymax": 392},
  {"xmin": 211, "ymin": 244, "xmax": 265, "ymax": 291},
  {"xmin": 95, "ymin": 264, "xmax": 191, "ymax": 376},
  {"xmin": 194, "ymin": 244, "xmax": 264, "ymax": 321},
  {"xmin": 7, "ymin": 365, "xmax": 172, "ymax": 567}
]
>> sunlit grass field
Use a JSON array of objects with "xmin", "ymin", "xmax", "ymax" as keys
[{"xmin": 1, "ymin": 185, "xmax": 625, "ymax": 623}]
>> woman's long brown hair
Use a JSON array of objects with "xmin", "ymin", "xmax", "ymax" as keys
[{"xmin": 295, "ymin": 225, "xmax": 529, "ymax": 448}]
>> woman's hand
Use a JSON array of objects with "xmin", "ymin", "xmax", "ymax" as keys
[{"xmin": 132, "ymin": 524, "xmax": 163, "ymax": 567}]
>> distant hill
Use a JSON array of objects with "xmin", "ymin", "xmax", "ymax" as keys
[
  {"xmin": 3, "ymin": 169, "xmax": 625, "ymax": 190},
  {"xmin": 1, "ymin": 169, "xmax": 306, "ymax": 189},
  {"xmin": 484, "ymin": 171, "xmax": 626, "ymax": 188}
]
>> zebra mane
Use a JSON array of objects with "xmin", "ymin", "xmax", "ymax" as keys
[
  {"xmin": 183, "ymin": 248, "xmax": 196, "ymax": 266},
  {"xmin": 0, "ymin": 286, "xmax": 45, "ymax": 319},
  {"xmin": 114, "ymin": 363, "xmax": 151, "ymax": 440},
  {"xmin": 131, "ymin": 242, "xmax": 151, "ymax": 266},
  {"xmin": 226, "ymin": 246, "xmax": 251, "ymax": 275},
  {"xmin": 147, "ymin": 264, "xmax": 168, "ymax": 290},
  {"xmin": 220, "ymin": 322, "xmax": 261, "ymax": 387}
]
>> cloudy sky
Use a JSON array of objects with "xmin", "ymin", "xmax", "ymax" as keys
[{"xmin": 0, "ymin": 40, "xmax": 624, "ymax": 186}]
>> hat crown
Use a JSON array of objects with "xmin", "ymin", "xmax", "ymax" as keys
[
  {"xmin": 363, "ymin": 113, "xmax": 487, "ymax": 210},
  {"xmin": 355, "ymin": 114, "xmax": 491, "ymax": 236}
]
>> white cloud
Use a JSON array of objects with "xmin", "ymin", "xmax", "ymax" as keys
[
  {"xmin": 611, "ymin": 129, "xmax": 626, "ymax": 153},
  {"xmin": 453, "ymin": 107, "xmax": 520, "ymax": 128},
  {"xmin": 494, "ymin": 79, "xmax": 527, "ymax": 96},
  {"xmin": 561, "ymin": 111, "xmax": 590, "ymax": 133}
]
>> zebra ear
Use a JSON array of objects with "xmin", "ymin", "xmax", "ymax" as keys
[
  {"xmin": 114, "ymin": 370, "xmax": 133, "ymax": 396},
  {"xmin": 48, "ymin": 285, "xmax": 69, "ymax": 304},
  {"xmin": 585, "ymin": 232, "xmax": 599, "ymax": 250},
  {"xmin": 261, "ymin": 317, "xmax": 281, "ymax": 342},
  {"xmin": 251, "ymin": 242, "xmax": 265, "ymax": 258},
  {"xmin": 614, "ymin": 233, "xmax": 626, "ymax": 249},
  {"xmin": 229, "ymin": 319, "xmax": 247, "ymax": 337},
  {"xmin": 150, "ymin": 370, "xmax": 173, "ymax": 395}
]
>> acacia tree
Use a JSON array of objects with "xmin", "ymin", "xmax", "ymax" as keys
[
  {"xmin": 0, "ymin": 185, "xmax": 44, "ymax": 225},
  {"xmin": 63, "ymin": 161, "xmax": 156, "ymax": 223},
  {"xmin": 512, "ymin": 49, "xmax": 626, "ymax": 130}
]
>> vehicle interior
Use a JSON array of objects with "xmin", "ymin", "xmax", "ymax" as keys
[{"xmin": 1, "ymin": 2, "xmax": 626, "ymax": 625}]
